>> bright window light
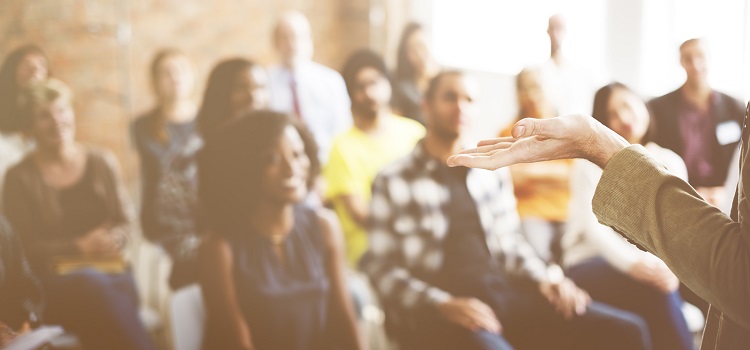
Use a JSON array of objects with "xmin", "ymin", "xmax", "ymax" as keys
[{"xmin": 431, "ymin": 0, "xmax": 607, "ymax": 75}]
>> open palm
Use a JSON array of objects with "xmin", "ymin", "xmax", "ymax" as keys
[{"xmin": 447, "ymin": 114, "xmax": 630, "ymax": 170}]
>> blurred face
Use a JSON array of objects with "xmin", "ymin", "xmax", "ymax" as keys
[
  {"xmin": 606, "ymin": 87, "xmax": 650, "ymax": 144},
  {"xmin": 680, "ymin": 41, "xmax": 708, "ymax": 83},
  {"xmin": 351, "ymin": 66, "xmax": 391, "ymax": 117},
  {"xmin": 547, "ymin": 15, "xmax": 567, "ymax": 55},
  {"xmin": 155, "ymin": 54, "xmax": 195, "ymax": 102},
  {"xmin": 424, "ymin": 74, "xmax": 479, "ymax": 140},
  {"xmin": 406, "ymin": 29, "xmax": 431, "ymax": 74},
  {"xmin": 260, "ymin": 125, "xmax": 310, "ymax": 204},
  {"xmin": 517, "ymin": 72, "xmax": 547, "ymax": 116},
  {"xmin": 16, "ymin": 53, "xmax": 48, "ymax": 87},
  {"xmin": 274, "ymin": 15, "xmax": 314, "ymax": 67},
  {"xmin": 31, "ymin": 97, "xmax": 76, "ymax": 148},
  {"xmin": 229, "ymin": 66, "xmax": 269, "ymax": 118}
]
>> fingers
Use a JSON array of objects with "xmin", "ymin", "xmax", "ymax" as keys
[
  {"xmin": 466, "ymin": 299, "xmax": 502, "ymax": 334},
  {"xmin": 654, "ymin": 267, "xmax": 680, "ymax": 293},
  {"xmin": 512, "ymin": 118, "xmax": 548, "ymax": 139},
  {"xmin": 547, "ymin": 280, "xmax": 589, "ymax": 320},
  {"xmin": 477, "ymin": 137, "xmax": 516, "ymax": 147},
  {"xmin": 458, "ymin": 142, "xmax": 513, "ymax": 155},
  {"xmin": 574, "ymin": 288, "xmax": 591, "ymax": 317},
  {"xmin": 440, "ymin": 298, "xmax": 502, "ymax": 334},
  {"xmin": 447, "ymin": 154, "xmax": 503, "ymax": 170},
  {"xmin": 556, "ymin": 281, "xmax": 575, "ymax": 319},
  {"xmin": 447, "ymin": 142, "xmax": 515, "ymax": 169}
]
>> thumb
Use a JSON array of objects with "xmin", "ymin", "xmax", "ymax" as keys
[{"xmin": 512, "ymin": 118, "xmax": 548, "ymax": 139}]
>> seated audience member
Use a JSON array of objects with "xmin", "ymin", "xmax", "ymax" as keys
[
  {"xmin": 0, "ymin": 45, "xmax": 50, "ymax": 210},
  {"xmin": 132, "ymin": 49, "xmax": 203, "ymax": 289},
  {"xmin": 564, "ymin": 83, "xmax": 694, "ymax": 350},
  {"xmin": 267, "ymin": 11, "xmax": 351, "ymax": 163},
  {"xmin": 196, "ymin": 57, "xmax": 269, "ymax": 137},
  {"xmin": 391, "ymin": 22, "xmax": 439, "ymax": 125},
  {"xmin": 501, "ymin": 68, "xmax": 572, "ymax": 263},
  {"xmin": 363, "ymin": 71, "xmax": 650, "ymax": 350},
  {"xmin": 325, "ymin": 49, "xmax": 425, "ymax": 266},
  {"xmin": 197, "ymin": 111, "xmax": 363, "ymax": 350},
  {"xmin": 0, "ymin": 216, "xmax": 43, "ymax": 347},
  {"xmin": 2, "ymin": 79, "xmax": 155, "ymax": 350},
  {"xmin": 649, "ymin": 38, "xmax": 744, "ymax": 207}
]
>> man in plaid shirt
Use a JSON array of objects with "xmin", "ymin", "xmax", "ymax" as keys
[{"xmin": 362, "ymin": 71, "xmax": 651, "ymax": 349}]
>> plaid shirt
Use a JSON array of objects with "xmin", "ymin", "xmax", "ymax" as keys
[{"xmin": 361, "ymin": 141, "xmax": 551, "ymax": 312}]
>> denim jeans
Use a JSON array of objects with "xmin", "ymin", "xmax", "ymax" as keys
[
  {"xmin": 567, "ymin": 256, "xmax": 695, "ymax": 350},
  {"xmin": 41, "ymin": 268, "xmax": 155, "ymax": 350}
]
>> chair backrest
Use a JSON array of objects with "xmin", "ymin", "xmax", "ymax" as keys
[{"xmin": 169, "ymin": 284, "xmax": 205, "ymax": 350}]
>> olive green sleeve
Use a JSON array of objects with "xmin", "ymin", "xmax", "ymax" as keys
[{"xmin": 592, "ymin": 145, "xmax": 750, "ymax": 330}]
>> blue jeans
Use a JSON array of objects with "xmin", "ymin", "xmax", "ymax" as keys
[
  {"xmin": 412, "ymin": 274, "xmax": 650, "ymax": 350},
  {"xmin": 567, "ymin": 257, "xmax": 695, "ymax": 350},
  {"xmin": 41, "ymin": 268, "xmax": 156, "ymax": 350}
]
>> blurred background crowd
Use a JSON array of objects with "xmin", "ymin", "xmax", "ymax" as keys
[{"xmin": 1, "ymin": 0, "xmax": 749, "ymax": 349}]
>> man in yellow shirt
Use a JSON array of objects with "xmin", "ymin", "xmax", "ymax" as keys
[{"xmin": 325, "ymin": 49, "xmax": 425, "ymax": 266}]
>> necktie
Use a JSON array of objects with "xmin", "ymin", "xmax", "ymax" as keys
[{"xmin": 290, "ymin": 75, "xmax": 303, "ymax": 121}]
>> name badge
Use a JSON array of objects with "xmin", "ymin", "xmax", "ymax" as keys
[{"xmin": 716, "ymin": 120, "xmax": 742, "ymax": 146}]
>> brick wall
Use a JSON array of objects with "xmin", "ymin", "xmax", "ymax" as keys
[{"xmin": 0, "ymin": 0, "xmax": 374, "ymax": 193}]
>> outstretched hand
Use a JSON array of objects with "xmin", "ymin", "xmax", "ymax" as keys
[{"xmin": 447, "ymin": 114, "xmax": 630, "ymax": 170}]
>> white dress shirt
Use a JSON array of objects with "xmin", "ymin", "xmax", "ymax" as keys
[
  {"xmin": 537, "ymin": 58, "xmax": 604, "ymax": 116},
  {"xmin": 268, "ymin": 61, "xmax": 352, "ymax": 164}
]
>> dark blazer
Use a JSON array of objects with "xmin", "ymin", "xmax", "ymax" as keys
[{"xmin": 649, "ymin": 88, "xmax": 744, "ymax": 187}]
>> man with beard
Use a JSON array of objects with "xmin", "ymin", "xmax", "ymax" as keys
[{"xmin": 324, "ymin": 49, "xmax": 424, "ymax": 267}]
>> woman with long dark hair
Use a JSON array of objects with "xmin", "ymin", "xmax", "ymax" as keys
[
  {"xmin": 195, "ymin": 58, "xmax": 269, "ymax": 137},
  {"xmin": 0, "ymin": 45, "xmax": 50, "ymax": 209},
  {"xmin": 562, "ymin": 82, "xmax": 694, "ymax": 350},
  {"xmin": 197, "ymin": 111, "xmax": 362, "ymax": 350},
  {"xmin": 391, "ymin": 22, "xmax": 439, "ymax": 125}
]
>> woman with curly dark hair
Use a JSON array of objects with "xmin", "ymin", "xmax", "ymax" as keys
[{"xmin": 197, "ymin": 111, "xmax": 362, "ymax": 350}]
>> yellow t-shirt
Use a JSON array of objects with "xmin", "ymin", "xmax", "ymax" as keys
[{"xmin": 324, "ymin": 115, "xmax": 425, "ymax": 266}]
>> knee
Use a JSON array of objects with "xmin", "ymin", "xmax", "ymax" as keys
[
  {"xmin": 67, "ymin": 269, "xmax": 138, "ymax": 304},
  {"xmin": 608, "ymin": 311, "xmax": 651, "ymax": 350},
  {"xmin": 68, "ymin": 268, "xmax": 113, "ymax": 293},
  {"xmin": 470, "ymin": 330, "xmax": 514, "ymax": 350},
  {"xmin": 638, "ymin": 286, "xmax": 685, "ymax": 313}
]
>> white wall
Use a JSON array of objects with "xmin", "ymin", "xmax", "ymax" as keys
[{"xmin": 409, "ymin": 0, "xmax": 749, "ymax": 128}]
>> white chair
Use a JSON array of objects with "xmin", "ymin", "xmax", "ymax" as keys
[
  {"xmin": 682, "ymin": 301, "xmax": 706, "ymax": 347},
  {"xmin": 170, "ymin": 284, "xmax": 205, "ymax": 350}
]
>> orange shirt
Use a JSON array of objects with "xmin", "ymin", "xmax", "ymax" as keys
[{"xmin": 500, "ymin": 125, "xmax": 572, "ymax": 221}]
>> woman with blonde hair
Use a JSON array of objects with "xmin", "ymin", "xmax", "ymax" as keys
[{"xmin": 4, "ymin": 79, "xmax": 155, "ymax": 350}]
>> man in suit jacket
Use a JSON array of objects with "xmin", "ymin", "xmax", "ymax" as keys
[
  {"xmin": 448, "ymin": 104, "xmax": 750, "ymax": 349},
  {"xmin": 649, "ymin": 38, "xmax": 744, "ymax": 206}
]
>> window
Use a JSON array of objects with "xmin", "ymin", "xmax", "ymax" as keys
[{"xmin": 431, "ymin": 0, "xmax": 607, "ymax": 75}]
